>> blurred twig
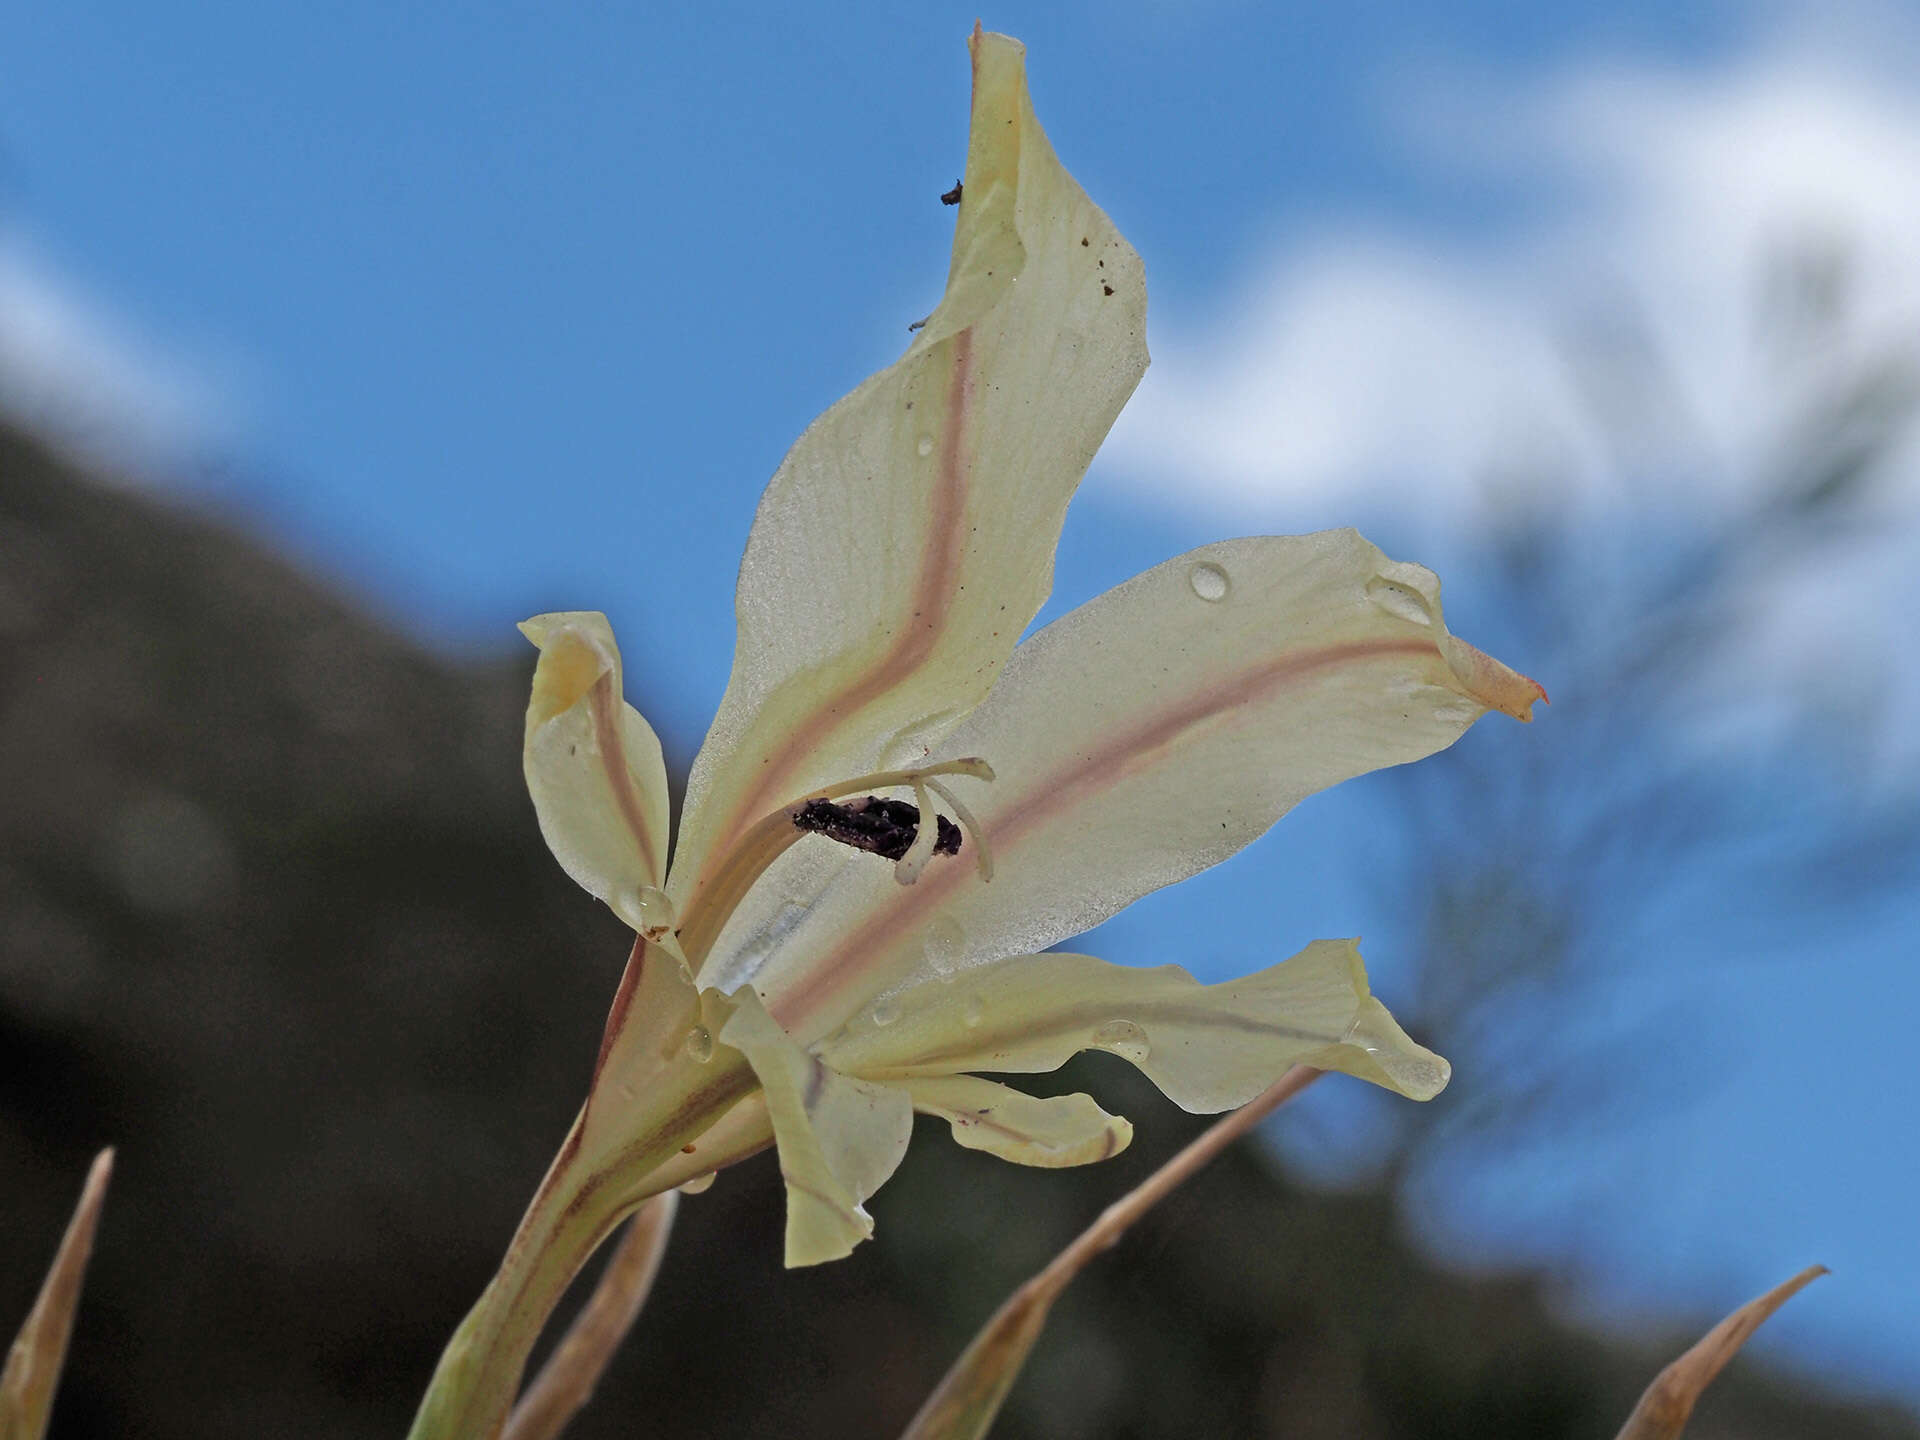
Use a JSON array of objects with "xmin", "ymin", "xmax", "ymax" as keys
[
  {"xmin": 899, "ymin": 1067, "xmax": 1323, "ymax": 1440},
  {"xmin": 1, "ymin": 1149, "xmax": 114, "ymax": 1440},
  {"xmin": 1613, "ymin": 1266, "xmax": 1828, "ymax": 1439},
  {"xmin": 501, "ymin": 1192, "xmax": 679, "ymax": 1440},
  {"xmin": 1377, "ymin": 236, "xmax": 1920, "ymax": 1186}
]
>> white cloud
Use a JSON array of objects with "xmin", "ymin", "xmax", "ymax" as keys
[
  {"xmin": 1107, "ymin": 11, "xmax": 1920, "ymax": 534},
  {"xmin": 0, "ymin": 229, "xmax": 232, "ymax": 478},
  {"xmin": 1104, "ymin": 10, "xmax": 1920, "ymax": 783}
]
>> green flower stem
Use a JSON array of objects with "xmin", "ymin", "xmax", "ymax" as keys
[{"xmin": 407, "ymin": 1054, "xmax": 755, "ymax": 1440}]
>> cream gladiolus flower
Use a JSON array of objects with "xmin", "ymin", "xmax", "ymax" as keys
[{"xmin": 517, "ymin": 29, "xmax": 1543, "ymax": 1270}]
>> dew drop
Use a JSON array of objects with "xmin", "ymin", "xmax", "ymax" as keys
[
  {"xmin": 915, "ymin": 434, "xmax": 936, "ymax": 458},
  {"xmin": 677, "ymin": 1172, "xmax": 716, "ymax": 1195},
  {"xmin": 683, "ymin": 1025, "xmax": 714, "ymax": 1064},
  {"xmin": 1365, "ymin": 574, "xmax": 1434, "ymax": 626},
  {"xmin": 922, "ymin": 914, "xmax": 966, "ymax": 974},
  {"xmin": 962, "ymin": 993, "xmax": 985, "ymax": 1028},
  {"xmin": 1187, "ymin": 561, "xmax": 1230, "ymax": 602},
  {"xmin": 614, "ymin": 883, "xmax": 676, "ymax": 934},
  {"xmin": 869, "ymin": 997, "xmax": 900, "ymax": 1028},
  {"xmin": 1091, "ymin": 1019, "xmax": 1151, "ymax": 1063}
]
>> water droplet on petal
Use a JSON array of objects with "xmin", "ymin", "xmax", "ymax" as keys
[
  {"xmin": 922, "ymin": 914, "xmax": 966, "ymax": 974},
  {"xmin": 613, "ymin": 883, "xmax": 676, "ymax": 934},
  {"xmin": 915, "ymin": 434, "xmax": 936, "ymax": 458},
  {"xmin": 1187, "ymin": 561, "xmax": 1230, "ymax": 602},
  {"xmin": 962, "ymin": 993, "xmax": 985, "ymax": 1028},
  {"xmin": 1365, "ymin": 574, "xmax": 1434, "ymax": 626},
  {"xmin": 869, "ymin": 997, "xmax": 900, "ymax": 1028},
  {"xmin": 683, "ymin": 1025, "xmax": 714, "ymax": 1063},
  {"xmin": 1091, "ymin": 1019, "xmax": 1151, "ymax": 1063},
  {"xmin": 677, "ymin": 1172, "xmax": 716, "ymax": 1195},
  {"xmin": 1340, "ymin": 1009, "xmax": 1451, "ymax": 1100}
]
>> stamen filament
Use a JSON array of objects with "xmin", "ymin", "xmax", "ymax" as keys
[
  {"xmin": 924, "ymin": 776, "xmax": 993, "ymax": 883},
  {"xmin": 894, "ymin": 778, "xmax": 941, "ymax": 885}
]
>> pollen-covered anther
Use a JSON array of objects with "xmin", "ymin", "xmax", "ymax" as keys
[
  {"xmin": 792, "ymin": 795, "xmax": 962, "ymax": 862},
  {"xmin": 786, "ymin": 756, "xmax": 995, "ymax": 886}
]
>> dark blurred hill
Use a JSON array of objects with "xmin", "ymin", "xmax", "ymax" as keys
[{"xmin": 2, "ymin": 418, "xmax": 1914, "ymax": 1440}]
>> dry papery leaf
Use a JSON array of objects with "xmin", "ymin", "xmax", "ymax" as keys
[
  {"xmin": 502, "ymin": 1193, "xmax": 680, "ymax": 1440},
  {"xmin": 1, "ymin": 1149, "xmax": 115, "ymax": 1440},
  {"xmin": 898, "ymin": 1068, "xmax": 1323, "ymax": 1440},
  {"xmin": 1613, "ymin": 1265, "xmax": 1829, "ymax": 1440}
]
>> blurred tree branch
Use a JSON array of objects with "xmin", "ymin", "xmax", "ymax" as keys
[{"xmin": 1376, "ymin": 229, "xmax": 1920, "ymax": 1187}]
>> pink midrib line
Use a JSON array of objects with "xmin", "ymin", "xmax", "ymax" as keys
[
  {"xmin": 772, "ymin": 634, "xmax": 1448, "ymax": 1031},
  {"xmin": 686, "ymin": 330, "xmax": 978, "ymax": 906},
  {"xmin": 591, "ymin": 672, "xmax": 658, "ymax": 881}
]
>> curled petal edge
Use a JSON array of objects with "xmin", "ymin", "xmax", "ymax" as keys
[
  {"xmin": 519, "ymin": 612, "xmax": 673, "ymax": 927},
  {"xmin": 718, "ymin": 989, "xmax": 915, "ymax": 1267},
  {"xmin": 818, "ymin": 938, "xmax": 1450, "ymax": 1110},
  {"xmin": 905, "ymin": 1075, "xmax": 1133, "ymax": 1168}
]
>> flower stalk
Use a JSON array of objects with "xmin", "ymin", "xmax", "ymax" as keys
[{"xmin": 405, "ymin": 1047, "xmax": 754, "ymax": 1440}]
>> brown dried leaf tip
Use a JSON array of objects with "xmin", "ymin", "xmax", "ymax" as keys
[
  {"xmin": 793, "ymin": 796, "xmax": 961, "ymax": 861},
  {"xmin": 1613, "ymin": 1265, "xmax": 1829, "ymax": 1440},
  {"xmin": 2, "ymin": 1149, "xmax": 115, "ymax": 1440}
]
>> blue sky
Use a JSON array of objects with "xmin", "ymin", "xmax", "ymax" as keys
[{"xmin": 5, "ymin": 0, "xmax": 1918, "ymax": 1408}]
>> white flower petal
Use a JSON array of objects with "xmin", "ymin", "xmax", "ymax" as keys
[
  {"xmin": 575, "ymin": 937, "xmax": 702, "ymax": 1156},
  {"xmin": 519, "ymin": 613, "xmax": 672, "ymax": 925},
  {"xmin": 748, "ymin": 530, "xmax": 1541, "ymax": 1034},
  {"xmin": 822, "ymin": 940, "xmax": 1450, "ymax": 1107},
  {"xmin": 669, "ymin": 30, "xmax": 1149, "ymax": 937},
  {"xmin": 903, "ymin": 1075, "xmax": 1132, "ymax": 1168},
  {"xmin": 717, "ymin": 989, "xmax": 915, "ymax": 1267}
]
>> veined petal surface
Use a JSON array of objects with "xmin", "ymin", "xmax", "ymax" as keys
[
  {"xmin": 741, "ymin": 530, "xmax": 1542, "ymax": 1033},
  {"xmin": 904, "ymin": 1075, "xmax": 1132, "ymax": 1167},
  {"xmin": 576, "ymin": 936, "xmax": 701, "ymax": 1157},
  {"xmin": 669, "ymin": 30, "xmax": 1149, "ymax": 925},
  {"xmin": 823, "ymin": 940, "xmax": 1449, "ymax": 1107},
  {"xmin": 718, "ymin": 989, "xmax": 915, "ymax": 1267},
  {"xmin": 637, "ymin": 1093, "xmax": 775, "ymax": 1197},
  {"xmin": 519, "ymin": 613, "xmax": 672, "ymax": 928}
]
